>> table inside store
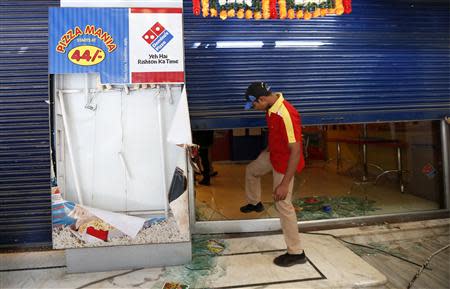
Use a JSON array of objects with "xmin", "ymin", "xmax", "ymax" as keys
[{"xmin": 327, "ymin": 136, "xmax": 407, "ymax": 193}]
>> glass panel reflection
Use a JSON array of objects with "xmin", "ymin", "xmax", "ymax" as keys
[{"xmin": 194, "ymin": 121, "xmax": 443, "ymax": 221}]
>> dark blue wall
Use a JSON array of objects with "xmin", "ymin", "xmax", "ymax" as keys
[
  {"xmin": 183, "ymin": 1, "xmax": 450, "ymax": 129},
  {"xmin": 0, "ymin": 0, "xmax": 59, "ymax": 248}
]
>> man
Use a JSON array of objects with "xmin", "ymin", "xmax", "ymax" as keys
[
  {"xmin": 240, "ymin": 82, "xmax": 306, "ymax": 267},
  {"xmin": 192, "ymin": 130, "xmax": 216, "ymax": 185}
]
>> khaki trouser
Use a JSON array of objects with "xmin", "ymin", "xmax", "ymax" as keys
[{"xmin": 245, "ymin": 151, "xmax": 303, "ymax": 254}]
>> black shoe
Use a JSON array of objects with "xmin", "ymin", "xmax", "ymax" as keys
[
  {"xmin": 240, "ymin": 202, "xmax": 264, "ymax": 213},
  {"xmin": 210, "ymin": 171, "xmax": 218, "ymax": 177},
  {"xmin": 273, "ymin": 252, "xmax": 307, "ymax": 267},
  {"xmin": 199, "ymin": 178, "xmax": 210, "ymax": 186}
]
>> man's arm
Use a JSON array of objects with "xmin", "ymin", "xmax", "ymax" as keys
[{"xmin": 273, "ymin": 142, "xmax": 301, "ymax": 201}]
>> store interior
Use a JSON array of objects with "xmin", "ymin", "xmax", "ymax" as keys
[{"xmin": 194, "ymin": 121, "xmax": 443, "ymax": 221}]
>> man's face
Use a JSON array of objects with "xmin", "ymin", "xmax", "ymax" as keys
[{"xmin": 252, "ymin": 96, "xmax": 270, "ymax": 111}]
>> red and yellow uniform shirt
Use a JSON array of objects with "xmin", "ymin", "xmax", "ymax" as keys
[{"xmin": 266, "ymin": 94, "xmax": 305, "ymax": 174}]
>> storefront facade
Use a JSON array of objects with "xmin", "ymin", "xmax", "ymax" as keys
[
  {"xmin": 0, "ymin": 0, "xmax": 449, "ymax": 248},
  {"xmin": 183, "ymin": 0, "xmax": 450, "ymax": 233}
]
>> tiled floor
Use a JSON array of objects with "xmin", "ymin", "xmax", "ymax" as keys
[
  {"xmin": 195, "ymin": 161, "xmax": 439, "ymax": 221},
  {"xmin": 0, "ymin": 234, "xmax": 386, "ymax": 289},
  {"xmin": 2, "ymin": 219, "xmax": 448, "ymax": 289}
]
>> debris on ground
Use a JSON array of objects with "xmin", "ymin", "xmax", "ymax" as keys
[
  {"xmin": 154, "ymin": 236, "xmax": 227, "ymax": 289},
  {"xmin": 293, "ymin": 196, "xmax": 379, "ymax": 221}
]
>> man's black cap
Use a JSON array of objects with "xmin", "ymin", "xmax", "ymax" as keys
[
  {"xmin": 245, "ymin": 82, "xmax": 272, "ymax": 101},
  {"xmin": 244, "ymin": 82, "xmax": 272, "ymax": 109}
]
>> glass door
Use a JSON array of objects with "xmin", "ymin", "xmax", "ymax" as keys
[{"xmin": 191, "ymin": 121, "xmax": 449, "ymax": 234}]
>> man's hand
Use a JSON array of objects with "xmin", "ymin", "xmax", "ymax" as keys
[
  {"xmin": 273, "ymin": 183, "xmax": 289, "ymax": 201},
  {"xmin": 273, "ymin": 142, "xmax": 301, "ymax": 202}
]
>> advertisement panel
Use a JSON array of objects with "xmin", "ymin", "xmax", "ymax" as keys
[
  {"xmin": 129, "ymin": 8, "xmax": 184, "ymax": 83},
  {"xmin": 49, "ymin": 8, "xmax": 184, "ymax": 84}
]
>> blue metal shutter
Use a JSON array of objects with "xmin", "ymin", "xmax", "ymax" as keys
[
  {"xmin": 0, "ymin": 1, "xmax": 59, "ymax": 248},
  {"xmin": 183, "ymin": 1, "xmax": 450, "ymax": 129}
]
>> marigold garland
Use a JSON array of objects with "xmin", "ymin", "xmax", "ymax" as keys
[
  {"xmin": 278, "ymin": 0, "xmax": 287, "ymax": 19},
  {"xmin": 269, "ymin": 0, "xmax": 278, "ymax": 19},
  {"xmin": 304, "ymin": 9, "xmax": 312, "ymax": 20},
  {"xmin": 335, "ymin": 0, "xmax": 344, "ymax": 15},
  {"xmin": 319, "ymin": 0, "xmax": 327, "ymax": 16},
  {"xmin": 235, "ymin": 0, "xmax": 244, "ymax": 18},
  {"xmin": 245, "ymin": 9, "xmax": 253, "ymax": 19},
  {"xmin": 201, "ymin": 0, "xmax": 209, "ymax": 17},
  {"xmin": 219, "ymin": 0, "xmax": 227, "ymax": 19},
  {"xmin": 192, "ymin": 0, "xmax": 201, "ymax": 16},
  {"xmin": 227, "ymin": 0, "xmax": 236, "ymax": 17},
  {"xmin": 294, "ymin": 0, "xmax": 303, "ymax": 19},
  {"xmin": 262, "ymin": 0, "xmax": 270, "ymax": 19},
  {"xmin": 243, "ymin": 0, "xmax": 253, "ymax": 18},
  {"xmin": 193, "ymin": 0, "xmax": 351, "ymax": 20},
  {"xmin": 312, "ymin": 4, "xmax": 321, "ymax": 18},
  {"xmin": 343, "ymin": 0, "xmax": 352, "ymax": 14},
  {"xmin": 228, "ymin": 8, "xmax": 236, "ymax": 17},
  {"xmin": 210, "ymin": 0, "xmax": 218, "ymax": 17},
  {"xmin": 219, "ymin": 9, "xmax": 228, "ymax": 19},
  {"xmin": 286, "ymin": 0, "xmax": 295, "ymax": 19},
  {"xmin": 252, "ymin": 0, "xmax": 262, "ymax": 19}
]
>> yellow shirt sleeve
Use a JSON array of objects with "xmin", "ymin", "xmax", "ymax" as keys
[{"xmin": 280, "ymin": 105, "xmax": 297, "ymax": 143}]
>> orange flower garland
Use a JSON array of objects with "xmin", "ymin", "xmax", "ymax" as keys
[
  {"xmin": 278, "ymin": 0, "xmax": 287, "ymax": 19},
  {"xmin": 269, "ymin": 0, "xmax": 278, "ymax": 19},
  {"xmin": 312, "ymin": 4, "xmax": 321, "ymax": 18},
  {"xmin": 192, "ymin": 0, "xmax": 201, "ymax": 15},
  {"xmin": 236, "ymin": 0, "xmax": 245, "ymax": 18},
  {"xmin": 253, "ymin": 0, "xmax": 262, "ymax": 19},
  {"xmin": 237, "ymin": 8, "xmax": 245, "ymax": 18},
  {"xmin": 303, "ymin": 10, "xmax": 312, "ymax": 20},
  {"xmin": 227, "ymin": 0, "xmax": 236, "ymax": 17},
  {"xmin": 262, "ymin": 0, "xmax": 270, "ymax": 19},
  {"xmin": 192, "ymin": 0, "xmax": 351, "ymax": 20},
  {"xmin": 219, "ymin": 10, "xmax": 228, "ymax": 19},
  {"xmin": 319, "ymin": 0, "xmax": 327, "ymax": 16},
  {"xmin": 294, "ymin": 0, "xmax": 303, "ymax": 19},
  {"xmin": 343, "ymin": 0, "xmax": 352, "ymax": 14},
  {"xmin": 201, "ymin": 0, "xmax": 209, "ymax": 17},
  {"xmin": 335, "ymin": 0, "xmax": 344, "ymax": 15},
  {"xmin": 244, "ymin": 0, "xmax": 253, "ymax": 19},
  {"xmin": 210, "ymin": 0, "xmax": 218, "ymax": 16},
  {"xmin": 286, "ymin": 0, "xmax": 295, "ymax": 19},
  {"xmin": 218, "ymin": 0, "xmax": 227, "ymax": 19}
]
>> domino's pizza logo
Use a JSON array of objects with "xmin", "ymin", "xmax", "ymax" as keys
[{"xmin": 142, "ymin": 22, "xmax": 173, "ymax": 52}]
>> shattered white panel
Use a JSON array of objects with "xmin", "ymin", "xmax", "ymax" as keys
[{"xmin": 53, "ymin": 214, "xmax": 189, "ymax": 249}]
